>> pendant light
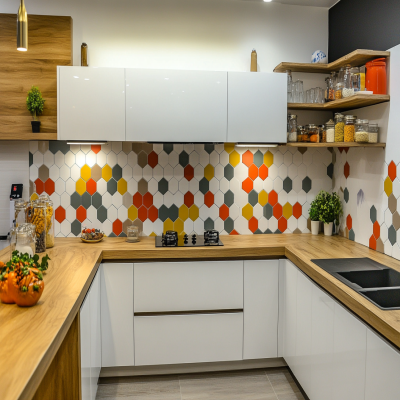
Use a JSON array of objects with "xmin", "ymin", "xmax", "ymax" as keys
[{"xmin": 17, "ymin": 0, "xmax": 28, "ymax": 51}]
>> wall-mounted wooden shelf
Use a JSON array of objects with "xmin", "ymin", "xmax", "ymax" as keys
[
  {"xmin": 0, "ymin": 132, "xmax": 57, "ymax": 141},
  {"xmin": 284, "ymin": 142, "xmax": 386, "ymax": 148},
  {"xmin": 274, "ymin": 49, "xmax": 390, "ymax": 74},
  {"xmin": 287, "ymin": 94, "xmax": 390, "ymax": 111}
]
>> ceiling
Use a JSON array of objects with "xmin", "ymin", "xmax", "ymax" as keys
[{"xmin": 248, "ymin": 0, "xmax": 340, "ymax": 7}]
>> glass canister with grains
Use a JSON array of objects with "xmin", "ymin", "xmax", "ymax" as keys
[
  {"xmin": 334, "ymin": 113, "xmax": 345, "ymax": 142},
  {"xmin": 39, "ymin": 194, "xmax": 54, "ymax": 248},
  {"xmin": 27, "ymin": 200, "xmax": 47, "ymax": 253},
  {"xmin": 344, "ymin": 115, "xmax": 356, "ymax": 142},
  {"xmin": 355, "ymin": 119, "xmax": 369, "ymax": 143}
]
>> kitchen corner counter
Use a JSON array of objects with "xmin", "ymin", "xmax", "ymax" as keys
[{"xmin": 2, "ymin": 234, "xmax": 400, "ymax": 400}]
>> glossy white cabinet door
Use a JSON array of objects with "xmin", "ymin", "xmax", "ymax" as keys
[
  {"xmin": 134, "ymin": 313, "xmax": 243, "ymax": 366},
  {"xmin": 365, "ymin": 329, "xmax": 400, "ymax": 400},
  {"xmin": 227, "ymin": 72, "xmax": 286, "ymax": 143},
  {"xmin": 89, "ymin": 271, "xmax": 101, "ymax": 400},
  {"xmin": 332, "ymin": 303, "xmax": 366, "ymax": 400},
  {"xmin": 243, "ymin": 260, "xmax": 278, "ymax": 359},
  {"xmin": 101, "ymin": 263, "xmax": 134, "ymax": 367},
  {"xmin": 310, "ymin": 284, "xmax": 334, "ymax": 400},
  {"xmin": 125, "ymin": 69, "xmax": 227, "ymax": 142},
  {"xmin": 80, "ymin": 295, "xmax": 91, "ymax": 400},
  {"xmin": 58, "ymin": 67, "xmax": 125, "ymax": 141},
  {"xmin": 134, "ymin": 261, "xmax": 243, "ymax": 312},
  {"xmin": 282, "ymin": 260, "xmax": 297, "ymax": 369},
  {"xmin": 294, "ymin": 270, "xmax": 313, "ymax": 396}
]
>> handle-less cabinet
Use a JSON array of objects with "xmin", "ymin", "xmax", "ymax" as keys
[
  {"xmin": 227, "ymin": 72, "xmax": 287, "ymax": 143},
  {"xmin": 100, "ymin": 263, "xmax": 134, "ymax": 367},
  {"xmin": 58, "ymin": 67, "xmax": 126, "ymax": 141},
  {"xmin": 126, "ymin": 69, "xmax": 227, "ymax": 142},
  {"xmin": 80, "ymin": 294, "xmax": 91, "ymax": 400}
]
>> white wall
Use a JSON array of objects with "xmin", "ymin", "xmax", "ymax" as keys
[{"xmin": 0, "ymin": 0, "xmax": 328, "ymax": 72}]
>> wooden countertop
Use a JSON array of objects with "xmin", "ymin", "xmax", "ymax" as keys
[{"xmin": 1, "ymin": 234, "xmax": 400, "ymax": 400}]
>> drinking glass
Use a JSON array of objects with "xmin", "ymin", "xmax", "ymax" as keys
[
  {"xmin": 306, "ymin": 90, "xmax": 311, "ymax": 104},
  {"xmin": 315, "ymin": 87, "xmax": 323, "ymax": 103},
  {"xmin": 319, "ymin": 88, "xmax": 325, "ymax": 103},
  {"xmin": 291, "ymin": 82, "xmax": 297, "ymax": 103},
  {"xmin": 296, "ymin": 80, "xmax": 304, "ymax": 103},
  {"xmin": 310, "ymin": 88, "xmax": 315, "ymax": 104}
]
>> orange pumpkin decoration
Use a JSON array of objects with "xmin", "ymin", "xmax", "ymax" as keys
[{"xmin": 0, "ymin": 261, "xmax": 15, "ymax": 304}]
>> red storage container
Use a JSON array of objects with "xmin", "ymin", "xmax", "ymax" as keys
[{"xmin": 366, "ymin": 58, "xmax": 387, "ymax": 94}]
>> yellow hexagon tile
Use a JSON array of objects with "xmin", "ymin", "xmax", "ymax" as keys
[
  {"xmin": 258, "ymin": 190, "xmax": 268, "ymax": 206},
  {"xmin": 117, "ymin": 178, "xmax": 127, "ymax": 195},
  {"xmin": 81, "ymin": 164, "xmax": 91, "ymax": 181},
  {"xmin": 76, "ymin": 178, "xmax": 86, "ymax": 195},
  {"xmin": 384, "ymin": 176, "xmax": 393, "ymax": 197},
  {"xmin": 174, "ymin": 218, "xmax": 184, "ymax": 234},
  {"xmin": 102, "ymin": 164, "xmax": 112, "ymax": 182},
  {"xmin": 283, "ymin": 202, "xmax": 293, "ymax": 219},
  {"xmin": 30, "ymin": 193, "xmax": 38, "ymax": 202},
  {"xmin": 224, "ymin": 143, "xmax": 235, "ymax": 154},
  {"xmin": 149, "ymin": 232, "xmax": 157, "ymax": 237},
  {"xmin": 163, "ymin": 218, "xmax": 174, "ymax": 233},
  {"xmin": 204, "ymin": 164, "xmax": 214, "ymax": 181},
  {"xmin": 242, "ymin": 203, "xmax": 253, "ymax": 220},
  {"xmin": 264, "ymin": 151, "xmax": 274, "ymax": 167},
  {"xmin": 179, "ymin": 205, "xmax": 189, "ymax": 221},
  {"xmin": 128, "ymin": 205, "xmax": 138, "ymax": 221},
  {"xmin": 189, "ymin": 205, "xmax": 199, "ymax": 221},
  {"xmin": 229, "ymin": 151, "xmax": 240, "ymax": 167}
]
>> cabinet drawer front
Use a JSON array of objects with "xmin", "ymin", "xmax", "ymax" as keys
[
  {"xmin": 134, "ymin": 313, "xmax": 243, "ymax": 366},
  {"xmin": 134, "ymin": 261, "xmax": 243, "ymax": 312}
]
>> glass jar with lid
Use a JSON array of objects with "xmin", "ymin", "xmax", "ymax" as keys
[
  {"xmin": 287, "ymin": 114, "xmax": 297, "ymax": 142},
  {"xmin": 39, "ymin": 194, "xmax": 54, "ymax": 248},
  {"xmin": 297, "ymin": 125, "xmax": 305, "ymax": 142},
  {"xmin": 326, "ymin": 119, "xmax": 335, "ymax": 143},
  {"xmin": 10, "ymin": 223, "xmax": 36, "ymax": 257},
  {"xmin": 14, "ymin": 199, "xmax": 28, "ymax": 227},
  {"xmin": 127, "ymin": 225, "xmax": 140, "ymax": 243},
  {"xmin": 344, "ymin": 115, "xmax": 357, "ymax": 142},
  {"xmin": 28, "ymin": 200, "xmax": 47, "ymax": 253},
  {"xmin": 335, "ymin": 82, "xmax": 344, "ymax": 99},
  {"xmin": 307, "ymin": 124, "xmax": 319, "ymax": 143},
  {"xmin": 319, "ymin": 125, "xmax": 326, "ymax": 143},
  {"xmin": 334, "ymin": 113, "xmax": 345, "ymax": 142},
  {"xmin": 355, "ymin": 119, "xmax": 369, "ymax": 143},
  {"xmin": 368, "ymin": 123, "xmax": 379, "ymax": 143}
]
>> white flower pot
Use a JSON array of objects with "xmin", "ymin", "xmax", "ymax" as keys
[
  {"xmin": 324, "ymin": 222, "xmax": 333, "ymax": 236},
  {"xmin": 311, "ymin": 221, "xmax": 320, "ymax": 235}
]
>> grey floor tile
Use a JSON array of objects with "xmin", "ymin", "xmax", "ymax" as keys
[{"xmin": 266, "ymin": 371, "xmax": 304, "ymax": 400}]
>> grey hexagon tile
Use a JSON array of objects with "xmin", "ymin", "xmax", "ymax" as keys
[
  {"xmin": 92, "ymin": 192, "xmax": 102, "ymax": 209},
  {"xmin": 163, "ymin": 144, "xmax": 174, "ymax": 155},
  {"xmin": 107, "ymin": 178, "xmax": 118, "ymax": 195},
  {"xmin": 349, "ymin": 229, "xmax": 355, "ymax": 241},
  {"xmin": 71, "ymin": 219, "xmax": 81, "ymax": 236},
  {"xmin": 158, "ymin": 178, "xmax": 169, "ymax": 195},
  {"xmin": 253, "ymin": 151, "xmax": 263, "ymax": 168},
  {"xmin": 264, "ymin": 229, "xmax": 273, "ymax": 234},
  {"xmin": 298, "ymin": 147, "xmax": 307, "ymax": 155},
  {"xmin": 224, "ymin": 164, "xmax": 234, "ymax": 181},
  {"xmin": 112, "ymin": 164, "xmax": 123, "ymax": 181},
  {"xmin": 158, "ymin": 205, "xmax": 169, "ymax": 222},
  {"xmin": 38, "ymin": 165, "xmax": 49, "ymax": 181},
  {"xmin": 370, "ymin": 206, "xmax": 377, "ymax": 223},
  {"xmin": 344, "ymin": 188, "xmax": 349, "ymax": 203},
  {"xmin": 138, "ymin": 151, "xmax": 148, "ymax": 168},
  {"xmin": 224, "ymin": 190, "xmax": 234, "ymax": 207},
  {"xmin": 179, "ymin": 151, "xmax": 189, "ymax": 167},
  {"xmin": 204, "ymin": 217, "xmax": 214, "ymax": 230},
  {"xmin": 389, "ymin": 225, "xmax": 397, "ymax": 246},
  {"xmin": 71, "ymin": 192, "xmax": 82, "ymax": 209},
  {"xmin": 97, "ymin": 205, "xmax": 108, "ymax": 223},
  {"xmin": 389, "ymin": 194, "xmax": 397, "ymax": 214},
  {"xmin": 138, "ymin": 178, "xmax": 148, "ymax": 195},
  {"xmin": 248, "ymin": 190, "xmax": 258, "ymax": 206},
  {"xmin": 327, "ymin": 163, "xmax": 334, "ymax": 179},
  {"xmin": 263, "ymin": 204, "xmax": 273, "ymax": 220},
  {"xmin": 302, "ymin": 177, "xmax": 312, "ymax": 193},
  {"xmin": 204, "ymin": 144, "xmax": 214, "ymax": 154},
  {"xmin": 49, "ymin": 141, "xmax": 70, "ymax": 155},
  {"xmin": 199, "ymin": 177, "xmax": 209, "ymax": 195},
  {"xmin": 224, "ymin": 217, "xmax": 234, "ymax": 233},
  {"xmin": 82, "ymin": 192, "xmax": 92, "ymax": 209},
  {"xmin": 29, "ymin": 152, "xmax": 33, "ymax": 167},
  {"xmin": 169, "ymin": 204, "xmax": 179, "ymax": 222},
  {"xmin": 283, "ymin": 177, "xmax": 292, "ymax": 193}
]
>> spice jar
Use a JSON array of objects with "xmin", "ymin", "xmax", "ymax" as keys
[
  {"xmin": 334, "ymin": 113, "xmax": 345, "ymax": 142},
  {"xmin": 287, "ymin": 114, "xmax": 297, "ymax": 142},
  {"xmin": 39, "ymin": 194, "xmax": 54, "ymax": 248},
  {"xmin": 10, "ymin": 223, "xmax": 36, "ymax": 257},
  {"xmin": 14, "ymin": 199, "xmax": 28, "ymax": 227},
  {"xmin": 344, "ymin": 115, "xmax": 356, "ymax": 142},
  {"xmin": 335, "ymin": 83, "xmax": 344, "ymax": 99},
  {"xmin": 369, "ymin": 123, "xmax": 379, "ymax": 143},
  {"xmin": 307, "ymin": 124, "xmax": 319, "ymax": 143},
  {"xmin": 319, "ymin": 125, "xmax": 326, "ymax": 143},
  {"xmin": 326, "ymin": 119, "xmax": 335, "ymax": 143},
  {"xmin": 325, "ymin": 73, "xmax": 335, "ymax": 102},
  {"xmin": 297, "ymin": 125, "xmax": 305, "ymax": 142},
  {"xmin": 127, "ymin": 226, "xmax": 140, "ymax": 243},
  {"xmin": 29, "ymin": 200, "xmax": 47, "ymax": 253},
  {"xmin": 355, "ymin": 119, "xmax": 369, "ymax": 143}
]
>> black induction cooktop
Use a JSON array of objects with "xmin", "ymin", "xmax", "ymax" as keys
[{"xmin": 155, "ymin": 230, "xmax": 224, "ymax": 247}]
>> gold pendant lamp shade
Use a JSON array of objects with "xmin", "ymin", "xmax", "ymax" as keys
[{"xmin": 17, "ymin": 0, "xmax": 28, "ymax": 51}]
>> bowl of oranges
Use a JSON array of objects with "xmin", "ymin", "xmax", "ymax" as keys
[{"xmin": 80, "ymin": 228, "xmax": 105, "ymax": 243}]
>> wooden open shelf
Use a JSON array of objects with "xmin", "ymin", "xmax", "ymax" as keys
[
  {"xmin": 0, "ymin": 132, "xmax": 57, "ymax": 141},
  {"xmin": 287, "ymin": 94, "xmax": 389, "ymax": 111},
  {"xmin": 284, "ymin": 142, "xmax": 386, "ymax": 148},
  {"xmin": 274, "ymin": 49, "xmax": 390, "ymax": 74}
]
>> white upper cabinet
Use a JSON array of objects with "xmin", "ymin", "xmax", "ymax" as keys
[
  {"xmin": 227, "ymin": 72, "xmax": 287, "ymax": 143},
  {"xmin": 126, "ymin": 69, "xmax": 227, "ymax": 142},
  {"xmin": 58, "ymin": 67, "xmax": 126, "ymax": 141}
]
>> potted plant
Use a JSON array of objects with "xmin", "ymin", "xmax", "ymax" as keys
[
  {"xmin": 309, "ymin": 192, "xmax": 323, "ymax": 235},
  {"xmin": 319, "ymin": 191, "xmax": 343, "ymax": 236},
  {"xmin": 26, "ymin": 86, "xmax": 45, "ymax": 133}
]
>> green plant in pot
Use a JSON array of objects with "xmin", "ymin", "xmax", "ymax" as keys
[
  {"xmin": 26, "ymin": 86, "xmax": 45, "ymax": 133},
  {"xmin": 318, "ymin": 190, "xmax": 343, "ymax": 236},
  {"xmin": 309, "ymin": 191, "xmax": 324, "ymax": 235}
]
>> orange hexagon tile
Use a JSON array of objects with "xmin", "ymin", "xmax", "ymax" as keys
[
  {"xmin": 117, "ymin": 178, "xmax": 128, "ymax": 195},
  {"xmin": 373, "ymin": 221, "xmax": 380, "ymax": 239},
  {"xmin": 148, "ymin": 206, "xmax": 158, "ymax": 222},
  {"xmin": 273, "ymin": 203, "xmax": 283, "ymax": 219},
  {"xmin": 384, "ymin": 177, "xmax": 393, "ymax": 197},
  {"xmin": 179, "ymin": 205, "xmax": 189, "ymax": 221},
  {"xmin": 76, "ymin": 178, "xmax": 86, "ymax": 195},
  {"xmin": 259, "ymin": 164, "xmax": 268, "ymax": 180},
  {"xmin": 242, "ymin": 178, "xmax": 253, "ymax": 194},
  {"xmin": 76, "ymin": 206, "xmax": 87, "ymax": 223},
  {"xmin": 269, "ymin": 190, "xmax": 278, "ymax": 206},
  {"xmin": 81, "ymin": 164, "xmax": 91, "ymax": 181},
  {"xmin": 249, "ymin": 217, "xmax": 258, "ymax": 233},
  {"xmin": 248, "ymin": 164, "xmax": 258, "ymax": 180},
  {"xmin": 258, "ymin": 190, "xmax": 268, "ymax": 207},
  {"xmin": 204, "ymin": 191, "xmax": 214, "ymax": 208},
  {"xmin": 242, "ymin": 150, "xmax": 253, "ymax": 167},
  {"xmin": 369, "ymin": 235, "xmax": 377, "ymax": 250},
  {"xmin": 346, "ymin": 214, "xmax": 353, "ymax": 230},
  {"xmin": 278, "ymin": 217, "xmax": 288, "ymax": 232},
  {"xmin": 128, "ymin": 205, "xmax": 138, "ymax": 221},
  {"xmin": 229, "ymin": 151, "xmax": 240, "ymax": 167},
  {"xmin": 242, "ymin": 203, "xmax": 253, "ymax": 220},
  {"xmin": 86, "ymin": 179, "xmax": 97, "ymax": 196},
  {"xmin": 102, "ymin": 165, "xmax": 112, "ymax": 182},
  {"xmin": 388, "ymin": 161, "xmax": 397, "ymax": 182},
  {"xmin": 138, "ymin": 206, "xmax": 148, "ymax": 222},
  {"xmin": 293, "ymin": 202, "xmax": 302, "ymax": 219},
  {"xmin": 264, "ymin": 151, "xmax": 274, "ymax": 167},
  {"xmin": 204, "ymin": 164, "xmax": 214, "ymax": 181},
  {"xmin": 219, "ymin": 204, "xmax": 229, "ymax": 221},
  {"xmin": 282, "ymin": 203, "xmax": 293, "ymax": 220},
  {"xmin": 189, "ymin": 205, "xmax": 199, "ymax": 221},
  {"xmin": 344, "ymin": 162, "xmax": 350, "ymax": 179}
]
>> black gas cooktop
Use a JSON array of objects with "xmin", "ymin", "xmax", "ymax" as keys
[{"xmin": 155, "ymin": 230, "xmax": 224, "ymax": 247}]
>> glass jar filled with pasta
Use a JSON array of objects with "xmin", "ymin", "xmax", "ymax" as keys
[
  {"xmin": 28, "ymin": 200, "xmax": 47, "ymax": 253},
  {"xmin": 39, "ymin": 194, "xmax": 54, "ymax": 248},
  {"xmin": 344, "ymin": 115, "xmax": 356, "ymax": 142},
  {"xmin": 334, "ymin": 113, "xmax": 345, "ymax": 142}
]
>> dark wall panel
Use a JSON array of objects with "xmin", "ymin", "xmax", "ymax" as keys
[{"xmin": 329, "ymin": 0, "xmax": 400, "ymax": 62}]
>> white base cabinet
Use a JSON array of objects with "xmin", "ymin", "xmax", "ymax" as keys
[
  {"xmin": 243, "ymin": 260, "xmax": 278, "ymax": 360},
  {"xmin": 80, "ymin": 269, "xmax": 101, "ymax": 400},
  {"xmin": 101, "ymin": 263, "xmax": 134, "ymax": 367}
]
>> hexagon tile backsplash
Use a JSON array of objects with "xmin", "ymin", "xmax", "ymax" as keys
[{"xmin": 29, "ymin": 141, "xmax": 334, "ymax": 237}]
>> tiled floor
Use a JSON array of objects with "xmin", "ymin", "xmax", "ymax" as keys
[{"xmin": 96, "ymin": 368, "xmax": 306, "ymax": 400}]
